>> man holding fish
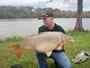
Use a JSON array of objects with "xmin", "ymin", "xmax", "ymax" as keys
[
  {"xmin": 36, "ymin": 12, "xmax": 72, "ymax": 68},
  {"xmin": 9, "ymin": 12, "xmax": 74, "ymax": 68}
]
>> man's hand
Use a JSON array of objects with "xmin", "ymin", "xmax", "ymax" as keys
[{"xmin": 56, "ymin": 43, "xmax": 64, "ymax": 50}]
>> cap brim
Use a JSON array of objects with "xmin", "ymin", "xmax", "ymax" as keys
[{"xmin": 38, "ymin": 17, "xmax": 46, "ymax": 20}]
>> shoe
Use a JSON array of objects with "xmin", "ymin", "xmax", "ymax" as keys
[{"xmin": 72, "ymin": 51, "xmax": 90, "ymax": 64}]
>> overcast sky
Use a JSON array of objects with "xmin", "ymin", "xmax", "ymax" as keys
[{"xmin": 0, "ymin": 0, "xmax": 90, "ymax": 11}]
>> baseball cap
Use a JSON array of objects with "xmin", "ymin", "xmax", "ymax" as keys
[{"xmin": 38, "ymin": 12, "xmax": 53, "ymax": 20}]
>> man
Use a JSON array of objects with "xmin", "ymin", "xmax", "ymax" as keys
[{"xmin": 35, "ymin": 12, "xmax": 72, "ymax": 68}]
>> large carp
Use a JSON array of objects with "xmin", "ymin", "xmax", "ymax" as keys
[{"xmin": 9, "ymin": 32, "xmax": 74, "ymax": 58}]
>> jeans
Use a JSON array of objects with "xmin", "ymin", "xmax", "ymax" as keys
[{"xmin": 35, "ymin": 51, "xmax": 72, "ymax": 68}]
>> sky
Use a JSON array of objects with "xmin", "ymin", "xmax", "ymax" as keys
[{"xmin": 0, "ymin": 0, "xmax": 90, "ymax": 11}]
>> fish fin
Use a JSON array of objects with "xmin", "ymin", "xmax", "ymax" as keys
[
  {"xmin": 24, "ymin": 47, "xmax": 31, "ymax": 50},
  {"xmin": 46, "ymin": 51, "xmax": 52, "ymax": 57},
  {"xmin": 24, "ymin": 46, "xmax": 36, "ymax": 51},
  {"xmin": 16, "ymin": 49, "xmax": 23, "ymax": 59},
  {"xmin": 8, "ymin": 44, "xmax": 20, "ymax": 51},
  {"xmin": 8, "ymin": 44, "xmax": 23, "ymax": 59}
]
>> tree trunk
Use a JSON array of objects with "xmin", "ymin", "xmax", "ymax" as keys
[{"xmin": 74, "ymin": 0, "xmax": 84, "ymax": 31}]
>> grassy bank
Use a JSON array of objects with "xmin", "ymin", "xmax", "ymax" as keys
[{"xmin": 0, "ymin": 31, "xmax": 90, "ymax": 68}]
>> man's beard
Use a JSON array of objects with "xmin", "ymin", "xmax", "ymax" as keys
[{"xmin": 45, "ymin": 22, "xmax": 52, "ymax": 27}]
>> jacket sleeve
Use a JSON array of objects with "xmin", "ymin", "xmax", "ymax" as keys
[
  {"xmin": 57, "ymin": 25, "xmax": 65, "ymax": 33},
  {"xmin": 38, "ymin": 27, "xmax": 43, "ymax": 33},
  {"xmin": 38, "ymin": 27, "xmax": 41, "ymax": 33}
]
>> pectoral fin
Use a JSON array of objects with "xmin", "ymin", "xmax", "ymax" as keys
[
  {"xmin": 24, "ymin": 46, "xmax": 36, "ymax": 51},
  {"xmin": 8, "ymin": 44, "xmax": 23, "ymax": 59},
  {"xmin": 46, "ymin": 51, "xmax": 52, "ymax": 57},
  {"xmin": 24, "ymin": 47, "xmax": 31, "ymax": 50}
]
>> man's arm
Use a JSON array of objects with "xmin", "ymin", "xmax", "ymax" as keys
[
  {"xmin": 57, "ymin": 25, "xmax": 65, "ymax": 33},
  {"xmin": 38, "ymin": 25, "xmax": 45, "ymax": 33},
  {"xmin": 56, "ymin": 25, "xmax": 65, "ymax": 50}
]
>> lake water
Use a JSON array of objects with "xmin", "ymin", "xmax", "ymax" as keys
[{"xmin": 0, "ymin": 18, "xmax": 90, "ymax": 39}]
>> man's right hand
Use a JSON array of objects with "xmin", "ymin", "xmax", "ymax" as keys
[{"xmin": 56, "ymin": 43, "xmax": 64, "ymax": 50}]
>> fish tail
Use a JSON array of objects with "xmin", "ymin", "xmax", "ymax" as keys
[{"xmin": 8, "ymin": 44, "xmax": 23, "ymax": 59}]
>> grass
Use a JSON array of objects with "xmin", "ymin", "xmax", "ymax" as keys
[{"xmin": 0, "ymin": 31, "xmax": 90, "ymax": 68}]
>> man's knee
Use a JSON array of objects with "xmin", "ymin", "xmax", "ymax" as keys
[
  {"xmin": 63, "ymin": 63, "xmax": 72, "ymax": 68},
  {"xmin": 57, "ymin": 61, "xmax": 72, "ymax": 68},
  {"xmin": 35, "ymin": 51, "xmax": 46, "ymax": 58},
  {"xmin": 67, "ymin": 63, "xmax": 72, "ymax": 68}
]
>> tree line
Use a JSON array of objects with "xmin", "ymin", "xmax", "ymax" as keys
[{"xmin": 0, "ymin": 6, "xmax": 90, "ymax": 19}]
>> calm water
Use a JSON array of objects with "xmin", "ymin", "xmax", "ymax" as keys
[{"xmin": 0, "ymin": 18, "xmax": 90, "ymax": 39}]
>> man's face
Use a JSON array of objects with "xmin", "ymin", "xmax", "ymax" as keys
[{"xmin": 43, "ymin": 17, "xmax": 53, "ymax": 27}]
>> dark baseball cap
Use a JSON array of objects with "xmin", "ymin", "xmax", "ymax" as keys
[{"xmin": 38, "ymin": 12, "xmax": 53, "ymax": 20}]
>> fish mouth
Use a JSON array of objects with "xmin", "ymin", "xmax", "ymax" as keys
[
  {"xmin": 71, "ymin": 40, "xmax": 75, "ymax": 42},
  {"xmin": 68, "ymin": 40, "xmax": 75, "ymax": 43}
]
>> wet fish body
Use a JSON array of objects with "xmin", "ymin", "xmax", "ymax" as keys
[{"xmin": 9, "ymin": 32, "xmax": 74, "ymax": 58}]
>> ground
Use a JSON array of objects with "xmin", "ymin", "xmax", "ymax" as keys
[{"xmin": 0, "ymin": 31, "xmax": 90, "ymax": 68}]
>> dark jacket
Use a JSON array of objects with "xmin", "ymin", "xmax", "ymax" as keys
[{"xmin": 38, "ymin": 23, "xmax": 65, "ymax": 52}]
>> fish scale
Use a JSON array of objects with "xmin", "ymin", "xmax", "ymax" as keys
[{"xmin": 9, "ymin": 32, "xmax": 74, "ymax": 58}]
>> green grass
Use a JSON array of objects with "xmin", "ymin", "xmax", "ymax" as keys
[{"xmin": 0, "ymin": 32, "xmax": 90, "ymax": 68}]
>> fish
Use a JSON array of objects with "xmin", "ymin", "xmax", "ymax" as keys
[{"xmin": 8, "ymin": 32, "xmax": 75, "ymax": 58}]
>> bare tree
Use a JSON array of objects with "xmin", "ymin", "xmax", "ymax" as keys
[{"xmin": 74, "ymin": 0, "xmax": 84, "ymax": 31}]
